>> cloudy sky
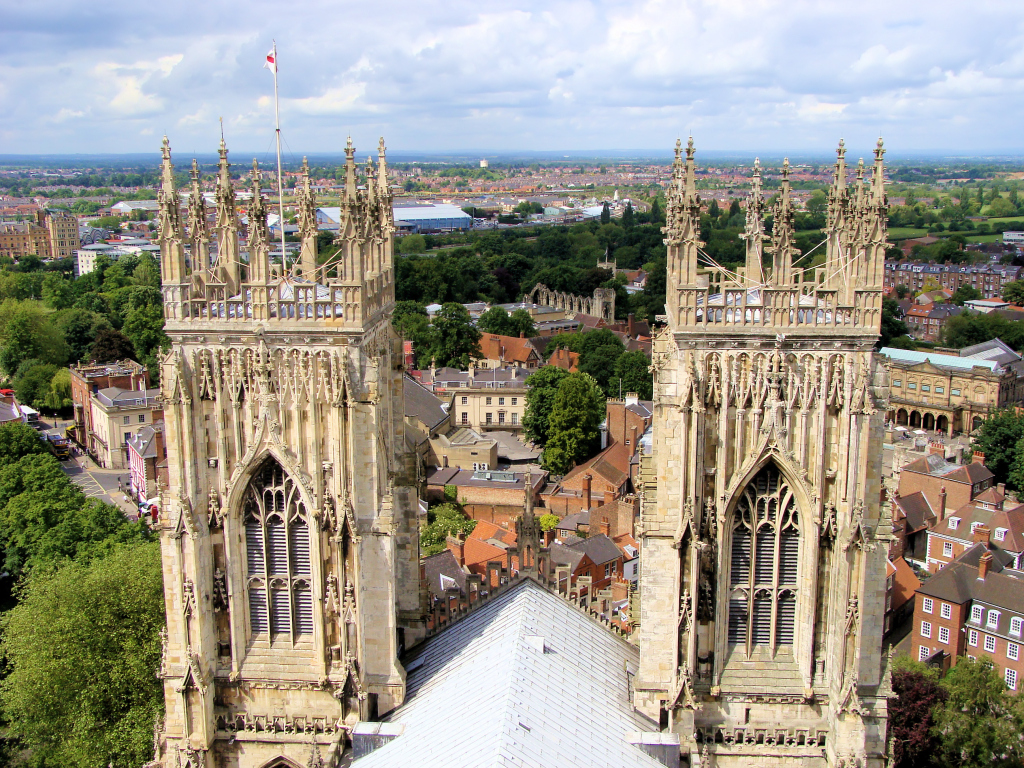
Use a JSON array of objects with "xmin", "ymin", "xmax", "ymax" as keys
[{"xmin": 2, "ymin": 0, "xmax": 1023, "ymax": 157}]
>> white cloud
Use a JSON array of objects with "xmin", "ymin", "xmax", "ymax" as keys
[{"xmin": 0, "ymin": 0, "xmax": 1023, "ymax": 153}]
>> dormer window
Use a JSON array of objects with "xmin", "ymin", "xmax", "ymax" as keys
[
  {"xmin": 949, "ymin": 517, "xmax": 960, "ymax": 530},
  {"xmin": 987, "ymin": 610, "xmax": 1001, "ymax": 629},
  {"xmin": 995, "ymin": 528, "xmax": 1008, "ymax": 542}
]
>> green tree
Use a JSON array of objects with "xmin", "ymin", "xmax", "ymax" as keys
[
  {"xmin": 950, "ymin": 285, "xmax": 982, "ymax": 305},
  {"xmin": 122, "ymin": 303, "xmax": 169, "ymax": 364},
  {"xmin": 611, "ymin": 350, "xmax": 653, "ymax": 401},
  {"xmin": 0, "ymin": 422, "xmax": 47, "ymax": 462},
  {"xmin": 880, "ymin": 299, "xmax": 909, "ymax": 348},
  {"xmin": 890, "ymin": 657, "xmax": 946, "ymax": 768},
  {"xmin": 399, "ymin": 234, "xmax": 427, "ymax": 254},
  {"xmin": 542, "ymin": 372, "xmax": 605, "ymax": 473},
  {"xmin": 622, "ymin": 202, "xmax": 634, "ymax": 228},
  {"xmin": 0, "ymin": 309, "xmax": 42, "ymax": 376},
  {"xmin": 507, "ymin": 308, "xmax": 536, "ymax": 338},
  {"xmin": 428, "ymin": 303, "xmax": 482, "ymax": 369},
  {"xmin": 974, "ymin": 409, "xmax": 1024, "ymax": 488},
  {"xmin": 477, "ymin": 306, "xmax": 513, "ymax": 335},
  {"xmin": 649, "ymin": 197, "xmax": 663, "ymax": 224},
  {"xmin": 523, "ymin": 365, "xmax": 570, "ymax": 445},
  {"xmin": 538, "ymin": 513, "xmax": 560, "ymax": 532},
  {"xmin": 0, "ymin": 542, "xmax": 165, "ymax": 768},
  {"xmin": 89, "ymin": 327, "xmax": 136, "ymax": 364},
  {"xmin": 44, "ymin": 367, "xmax": 73, "ymax": 412},
  {"xmin": 131, "ymin": 253, "xmax": 161, "ymax": 287},
  {"xmin": 420, "ymin": 503, "xmax": 477, "ymax": 556},
  {"xmin": 55, "ymin": 308, "xmax": 111, "ymax": 363},
  {"xmin": 600, "ymin": 202, "xmax": 611, "ymax": 225},
  {"xmin": 13, "ymin": 360, "xmax": 58, "ymax": 410},
  {"xmin": 41, "ymin": 273, "xmax": 74, "ymax": 310},
  {"xmin": 932, "ymin": 657, "xmax": 1024, "ymax": 768},
  {"xmin": 1002, "ymin": 280, "xmax": 1024, "ymax": 305}
]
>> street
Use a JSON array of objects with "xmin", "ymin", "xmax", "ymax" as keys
[{"xmin": 39, "ymin": 419, "xmax": 141, "ymax": 520}]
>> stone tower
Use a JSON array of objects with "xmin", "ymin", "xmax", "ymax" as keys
[
  {"xmin": 152, "ymin": 136, "xmax": 423, "ymax": 768},
  {"xmin": 635, "ymin": 139, "xmax": 891, "ymax": 767}
]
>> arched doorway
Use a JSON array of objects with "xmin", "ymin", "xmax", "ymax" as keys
[
  {"xmin": 909, "ymin": 411, "xmax": 922, "ymax": 428},
  {"xmin": 936, "ymin": 414, "xmax": 949, "ymax": 434},
  {"xmin": 972, "ymin": 416, "xmax": 984, "ymax": 432},
  {"xmin": 896, "ymin": 409, "xmax": 909, "ymax": 426},
  {"xmin": 923, "ymin": 413, "xmax": 935, "ymax": 431}
]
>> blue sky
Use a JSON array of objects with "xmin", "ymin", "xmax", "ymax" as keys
[{"xmin": 2, "ymin": 0, "xmax": 1023, "ymax": 156}]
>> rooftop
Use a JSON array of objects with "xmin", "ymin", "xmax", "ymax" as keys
[{"xmin": 356, "ymin": 579, "xmax": 663, "ymax": 768}]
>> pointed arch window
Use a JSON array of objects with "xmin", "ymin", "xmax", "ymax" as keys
[
  {"xmin": 727, "ymin": 464, "xmax": 800, "ymax": 655},
  {"xmin": 243, "ymin": 460, "xmax": 314, "ymax": 645}
]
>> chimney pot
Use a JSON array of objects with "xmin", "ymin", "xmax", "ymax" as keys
[
  {"xmin": 938, "ymin": 486, "xmax": 947, "ymax": 522},
  {"xmin": 582, "ymin": 473, "xmax": 592, "ymax": 510},
  {"xmin": 973, "ymin": 450, "xmax": 986, "ymax": 465},
  {"xmin": 600, "ymin": 516, "xmax": 610, "ymax": 537}
]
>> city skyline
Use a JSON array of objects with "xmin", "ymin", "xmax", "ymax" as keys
[{"xmin": 2, "ymin": 0, "xmax": 1023, "ymax": 155}]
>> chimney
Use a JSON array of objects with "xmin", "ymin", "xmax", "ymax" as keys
[
  {"xmin": 973, "ymin": 524, "xmax": 991, "ymax": 546},
  {"xmin": 630, "ymin": 425, "xmax": 638, "ymax": 450},
  {"xmin": 973, "ymin": 450, "xmax": 986, "ymax": 465},
  {"xmin": 998, "ymin": 482, "xmax": 1006, "ymax": 496},
  {"xmin": 954, "ymin": 444, "xmax": 965, "ymax": 464},
  {"xmin": 627, "ymin": 313, "xmax": 635, "ymax": 336},
  {"xmin": 979, "ymin": 551, "xmax": 993, "ymax": 580},
  {"xmin": 446, "ymin": 533, "xmax": 466, "ymax": 566},
  {"xmin": 928, "ymin": 441, "xmax": 945, "ymax": 457},
  {"xmin": 938, "ymin": 486, "xmax": 947, "ymax": 522},
  {"xmin": 583, "ymin": 473, "xmax": 592, "ymax": 510},
  {"xmin": 519, "ymin": 331, "xmax": 525, "ymax": 338},
  {"xmin": 604, "ymin": 490, "xmax": 615, "ymax": 507},
  {"xmin": 154, "ymin": 422, "xmax": 166, "ymax": 459},
  {"xmin": 625, "ymin": 392, "xmax": 639, "ymax": 407},
  {"xmin": 600, "ymin": 516, "xmax": 610, "ymax": 537}
]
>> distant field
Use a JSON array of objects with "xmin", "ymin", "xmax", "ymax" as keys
[
  {"xmin": 887, "ymin": 227, "xmax": 928, "ymax": 240},
  {"xmin": 985, "ymin": 217, "xmax": 1024, "ymax": 226},
  {"xmin": 965, "ymin": 234, "xmax": 1003, "ymax": 243}
]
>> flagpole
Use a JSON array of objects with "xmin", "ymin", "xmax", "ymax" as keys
[{"xmin": 271, "ymin": 40, "xmax": 288, "ymax": 275}]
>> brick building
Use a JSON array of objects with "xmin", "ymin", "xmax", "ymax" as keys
[
  {"xmin": 476, "ymin": 333, "xmax": 542, "ymax": 370},
  {"xmin": 912, "ymin": 545, "xmax": 1024, "ymax": 692},
  {"xmin": 885, "ymin": 261, "xmax": 1024, "ymax": 300},
  {"xmin": 69, "ymin": 359, "xmax": 149, "ymax": 449},
  {"xmin": 925, "ymin": 491, "xmax": 1024, "ymax": 572},
  {"xmin": 425, "ymin": 467, "xmax": 547, "ymax": 526},
  {"xmin": 897, "ymin": 452, "xmax": 995, "ymax": 518}
]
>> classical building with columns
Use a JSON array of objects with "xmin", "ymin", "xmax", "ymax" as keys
[
  {"xmin": 634, "ymin": 140, "xmax": 892, "ymax": 767},
  {"xmin": 151, "ymin": 136, "xmax": 423, "ymax": 768}
]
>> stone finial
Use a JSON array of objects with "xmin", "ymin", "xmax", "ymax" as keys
[
  {"xmin": 190, "ymin": 157, "xmax": 200, "ymax": 182},
  {"xmin": 378, "ymin": 136, "xmax": 387, "ymax": 157},
  {"xmin": 686, "ymin": 136, "xmax": 695, "ymax": 161},
  {"xmin": 161, "ymin": 135, "xmax": 172, "ymax": 162}
]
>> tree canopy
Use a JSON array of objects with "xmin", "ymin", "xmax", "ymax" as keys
[
  {"xmin": 426, "ymin": 303, "xmax": 482, "ymax": 369},
  {"xmin": 420, "ymin": 503, "xmax": 477, "ymax": 557},
  {"xmin": 523, "ymin": 365, "xmax": 571, "ymax": 445},
  {"xmin": 542, "ymin": 372, "xmax": 606, "ymax": 474}
]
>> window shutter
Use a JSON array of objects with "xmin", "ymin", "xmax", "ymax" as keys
[
  {"xmin": 752, "ymin": 594, "xmax": 772, "ymax": 645},
  {"xmin": 267, "ymin": 517, "xmax": 288, "ymax": 575},
  {"xmin": 270, "ymin": 588, "xmax": 290, "ymax": 636},
  {"xmin": 289, "ymin": 518, "xmax": 311, "ymax": 575},
  {"xmin": 246, "ymin": 518, "xmax": 265, "ymax": 575},
  {"xmin": 755, "ymin": 527, "xmax": 776, "ymax": 584},
  {"xmin": 294, "ymin": 584, "xmax": 314, "ymax": 636},
  {"xmin": 249, "ymin": 583, "xmax": 268, "ymax": 634},
  {"xmin": 776, "ymin": 592, "xmax": 796, "ymax": 645},
  {"xmin": 728, "ymin": 594, "xmax": 748, "ymax": 645},
  {"xmin": 779, "ymin": 529, "xmax": 799, "ymax": 585},
  {"xmin": 731, "ymin": 528, "xmax": 750, "ymax": 586}
]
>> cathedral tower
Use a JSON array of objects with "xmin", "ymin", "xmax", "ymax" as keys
[
  {"xmin": 153, "ymin": 137, "xmax": 422, "ymax": 768},
  {"xmin": 635, "ymin": 139, "xmax": 891, "ymax": 767}
]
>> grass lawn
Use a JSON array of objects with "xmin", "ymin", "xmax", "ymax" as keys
[
  {"xmin": 964, "ymin": 234, "xmax": 1004, "ymax": 244},
  {"xmin": 887, "ymin": 227, "xmax": 929, "ymax": 240}
]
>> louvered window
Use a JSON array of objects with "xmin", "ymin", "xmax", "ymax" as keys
[
  {"xmin": 727, "ymin": 464, "xmax": 800, "ymax": 654},
  {"xmin": 243, "ymin": 459, "xmax": 316, "ymax": 644}
]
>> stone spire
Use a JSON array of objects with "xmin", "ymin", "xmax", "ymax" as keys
[
  {"xmin": 214, "ymin": 137, "xmax": 240, "ymax": 292},
  {"xmin": 247, "ymin": 159, "xmax": 270, "ymax": 284},
  {"xmin": 157, "ymin": 136, "xmax": 187, "ymax": 284},
  {"xmin": 742, "ymin": 158, "xmax": 766, "ymax": 283},
  {"xmin": 296, "ymin": 156, "xmax": 318, "ymax": 280},
  {"xmin": 187, "ymin": 158, "xmax": 208, "ymax": 274},
  {"xmin": 664, "ymin": 138, "xmax": 703, "ymax": 318},
  {"xmin": 824, "ymin": 139, "xmax": 850, "ymax": 289},
  {"xmin": 770, "ymin": 159, "xmax": 796, "ymax": 286},
  {"xmin": 872, "ymin": 137, "xmax": 886, "ymax": 203}
]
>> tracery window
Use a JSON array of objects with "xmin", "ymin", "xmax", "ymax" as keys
[
  {"xmin": 727, "ymin": 464, "xmax": 799, "ymax": 655},
  {"xmin": 243, "ymin": 460, "xmax": 314, "ymax": 644}
]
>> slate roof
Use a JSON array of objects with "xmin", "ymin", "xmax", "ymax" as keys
[
  {"xmin": 894, "ymin": 491, "xmax": 935, "ymax": 533},
  {"xmin": 919, "ymin": 546, "xmax": 1024, "ymax": 632},
  {"xmin": 357, "ymin": 579, "xmax": 662, "ymax": 767},
  {"xmin": 901, "ymin": 454, "xmax": 994, "ymax": 485},
  {"xmin": 403, "ymin": 375, "xmax": 448, "ymax": 432},
  {"xmin": 562, "ymin": 442, "xmax": 631, "ymax": 491},
  {"xmin": 935, "ymin": 501, "xmax": 1024, "ymax": 553},
  {"xmin": 423, "ymin": 550, "xmax": 468, "ymax": 600},
  {"xmin": 567, "ymin": 533, "xmax": 623, "ymax": 566}
]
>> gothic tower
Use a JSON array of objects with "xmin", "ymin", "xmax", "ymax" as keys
[
  {"xmin": 153, "ymin": 136, "xmax": 423, "ymax": 768},
  {"xmin": 635, "ymin": 139, "xmax": 892, "ymax": 767}
]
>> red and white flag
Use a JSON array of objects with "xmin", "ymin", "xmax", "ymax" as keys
[{"xmin": 264, "ymin": 48, "xmax": 277, "ymax": 74}]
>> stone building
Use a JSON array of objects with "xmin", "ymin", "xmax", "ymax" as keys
[
  {"xmin": 45, "ymin": 209, "xmax": 80, "ymax": 260},
  {"xmin": 884, "ymin": 339, "xmax": 1024, "ymax": 435},
  {"xmin": 635, "ymin": 141, "xmax": 891, "ymax": 766},
  {"xmin": 0, "ymin": 219, "xmax": 50, "ymax": 260},
  {"xmin": 151, "ymin": 137, "xmax": 423, "ymax": 767}
]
